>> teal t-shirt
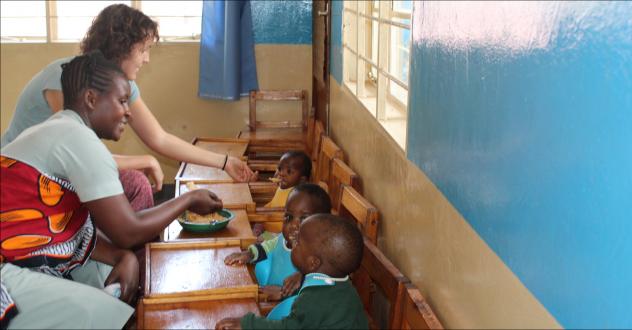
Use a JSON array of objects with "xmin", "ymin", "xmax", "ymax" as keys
[
  {"xmin": 1, "ymin": 110, "xmax": 123, "ymax": 202},
  {"xmin": 0, "ymin": 57, "xmax": 140, "ymax": 148}
]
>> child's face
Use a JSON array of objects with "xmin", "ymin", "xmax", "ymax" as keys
[
  {"xmin": 282, "ymin": 191, "xmax": 318, "ymax": 248},
  {"xmin": 274, "ymin": 155, "xmax": 305, "ymax": 189},
  {"xmin": 290, "ymin": 217, "xmax": 319, "ymax": 275},
  {"xmin": 88, "ymin": 74, "xmax": 131, "ymax": 141}
]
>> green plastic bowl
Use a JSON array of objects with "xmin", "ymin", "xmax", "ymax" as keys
[{"xmin": 178, "ymin": 209, "xmax": 235, "ymax": 233}]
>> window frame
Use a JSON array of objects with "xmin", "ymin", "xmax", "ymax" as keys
[
  {"xmin": 0, "ymin": 0, "xmax": 202, "ymax": 44},
  {"xmin": 342, "ymin": 0, "xmax": 412, "ymax": 151}
]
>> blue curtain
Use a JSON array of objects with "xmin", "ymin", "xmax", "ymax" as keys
[{"xmin": 198, "ymin": 0, "xmax": 258, "ymax": 101}]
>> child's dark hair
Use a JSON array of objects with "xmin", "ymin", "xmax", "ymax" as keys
[
  {"xmin": 312, "ymin": 214, "xmax": 364, "ymax": 277},
  {"xmin": 292, "ymin": 183, "xmax": 332, "ymax": 214},
  {"xmin": 80, "ymin": 4, "xmax": 159, "ymax": 64},
  {"xmin": 284, "ymin": 150, "xmax": 312, "ymax": 178},
  {"xmin": 61, "ymin": 51, "xmax": 126, "ymax": 109}
]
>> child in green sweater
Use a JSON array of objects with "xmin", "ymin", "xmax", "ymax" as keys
[{"xmin": 216, "ymin": 214, "xmax": 369, "ymax": 330}]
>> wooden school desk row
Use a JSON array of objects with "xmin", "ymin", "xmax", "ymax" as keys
[{"xmin": 138, "ymin": 90, "xmax": 442, "ymax": 329}]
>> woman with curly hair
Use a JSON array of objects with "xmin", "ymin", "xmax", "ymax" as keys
[{"xmin": 1, "ymin": 4, "xmax": 257, "ymax": 212}]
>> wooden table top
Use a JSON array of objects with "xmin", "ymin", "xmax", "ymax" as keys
[
  {"xmin": 193, "ymin": 138, "xmax": 249, "ymax": 156},
  {"xmin": 178, "ymin": 183, "xmax": 255, "ymax": 212},
  {"xmin": 138, "ymin": 298, "xmax": 260, "ymax": 330},
  {"xmin": 164, "ymin": 209, "xmax": 255, "ymax": 243},
  {"xmin": 145, "ymin": 241, "xmax": 256, "ymax": 299},
  {"xmin": 174, "ymin": 138, "xmax": 249, "ymax": 183}
]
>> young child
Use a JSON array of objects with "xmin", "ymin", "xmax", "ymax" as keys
[
  {"xmin": 264, "ymin": 151, "xmax": 311, "ymax": 208},
  {"xmin": 0, "ymin": 51, "xmax": 222, "ymax": 329},
  {"xmin": 216, "ymin": 214, "xmax": 369, "ymax": 329},
  {"xmin": 253, "ymin": 150, "xmax": 312, "ymax": 241},
  {"xmin": 224, "ymin": 183, "xmax": 331, "ymax": 301}
]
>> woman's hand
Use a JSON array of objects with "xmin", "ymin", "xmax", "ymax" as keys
[
  {"xmin": 104, "ymin": 250, "xmax": 139, "ymax": 304},
  {"xmin": 142, "ymin": 155, "xmax": 164, "ymax": 192},
  {"xmin": 215, "ymin": 317, "xmax": 242, "ymax": 330},
  {"xmin": 281, "ymin": 271, "xmax": 303, "ymax": 297},
  {"xmin": 224, "ymin": 251, "xmax": 253, "ymax": 266},
  {"xmin": 186, "ymin": 189, "xmax": 223, "ymax": 215},
  {"xmin": 224, "ymin": 156, "xmax": 258, "ymax": 182}
]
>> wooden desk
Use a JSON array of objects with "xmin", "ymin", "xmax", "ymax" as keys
[
  {"xmin": 138, "ymin": 297, "xmax": 260, "ymax": 329},
  {"xmin": 164, "ymin": 210, "xmax": 256, "ymax": 248},
  {"xmin": 144, "ymin": 240, "xmax": 257, "ymax": 302},
  {"xmin": 178, "ymin": 182, "xmax": 256, "ymax": 213},
  {"xmin": 175, "ymin": 138, "xmax": 249, "ymax": 184}
]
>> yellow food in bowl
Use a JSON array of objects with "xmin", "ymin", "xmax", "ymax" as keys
[{"xmin": 186, "ymin": 212, "xmax": 226, "ymax": 224}]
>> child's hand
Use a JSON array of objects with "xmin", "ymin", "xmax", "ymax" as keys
[
  {"xmin": 281, "ymin": 271, "xmax": 303, "ymax": 297},
  {"xmin": 104, "ymin": 251, "xmax": 139, "ymax": 304},
  {"xmin": 215, "ymin": 317, "xmax": 242, "ymax": 330},
  {"xmin": 224, "ymin": 251, "xmax": 252, "ymax": 266},
  {"xmin": 259, "ymin": 285, "xmax": 283, "ymax": 302}
]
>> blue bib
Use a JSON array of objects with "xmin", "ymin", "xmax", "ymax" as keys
[{"xmin": 255, "ymin": 236, "xmax": 298, "ymax": 286}]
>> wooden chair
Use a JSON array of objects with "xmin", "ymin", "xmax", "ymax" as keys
[
  {"xmin": 248, "ymin": 90, "xmax": 308, "ymax": 132},
  {"xmin": 314, "ymin": 136, "xmax": 343, "ymax": 188},
  {"xmin": 352, "ymin": 239, "xmax": 409, "ymax": 330},
  {"xmin": 309, "ymin": 120, "xmax": 325, "ymax": 180},
  {"xmin": 338, "ymin": 184, "xmax": 378, "ymax": 244},
  {"xmin": 329, "ymin": 158, "xmax": 361, "ymax": 214},
  {"xmin": 396, "ymin": 283, "xmax": 444, "ymax": 330}
]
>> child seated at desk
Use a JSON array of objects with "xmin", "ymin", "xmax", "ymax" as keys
[
  {"xmin": 253, "ymin": 151, "xmax": 312, "ymax": 241},
  {"xmin": 224, "ymin": 183, "xmax": 331, "ymax": 302},
  {"xmin": 216, "ymin": 214, "xmax": 369, "ymax": 330},
  {"xmin": 264, "ymin": 151, "xmax": 311, "ymax": 208}
]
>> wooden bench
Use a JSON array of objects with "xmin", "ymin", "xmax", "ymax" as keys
[
  {"xmin": 339, "ymin": 184, "xmax": 378, "ymax": 244},
  {"xmin": 329, "ymin": 158, "xmax": 361, "ymax": 214},
  {"xmin": 314, "ymin": 136, "xmax": 344, "ymax": 189},
  {"xmin": 396, "ymin": 282, "xmax": 444, "ymax": 329},
  {"xmin": 352, "ymin": 239, "xmax": 409, "ymax": 330}
]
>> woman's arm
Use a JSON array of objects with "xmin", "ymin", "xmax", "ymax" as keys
[
  {"xmin": 89, "ymin": 237, "xmax": 139, "ymax": 304},
  {"xmin": 128, "ymin": 97, "xmax": 256, "ymax": 182},
  {"xmin": 112, "ymin": 154, "xmax": 164, "ymax": 191},
  {"xmin": 44, "ymin": 90, "xmax": 64, "ymax": 113},
  {"xmin": 85, "ymin": 188, "xmax": 222, "ymax": 248}
]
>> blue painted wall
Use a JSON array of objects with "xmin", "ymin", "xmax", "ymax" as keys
[
  {"xmin": 404, "ymin": 2, "xmax": 632, "ymax": 328},
  {"xmin": 330, "ymin": 1, "xmax": 632, "ymax": 327},
  {"xmin": 251, "ymin": 0, "xmax": 312, "ymax": 44},
  {"xmin": 330, "ymin": 0, "xmax": 343, "ymax": 83}
]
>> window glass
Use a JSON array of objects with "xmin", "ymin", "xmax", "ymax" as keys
[
  {"xmin": 55, "ymin": 1, "xmax": 130, "ymax": 41},
  {"xmin": 1, "ymin": 1, "xmax": 46, "ymax": 42},
  {"xmin": 140, "ymin": 1, "xmax": 202, "ymax": 39}
]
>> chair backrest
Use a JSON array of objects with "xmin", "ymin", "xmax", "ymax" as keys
[
  {"xmin": 397, "ymin": 283, "xmax": 444, "ymax": 330},
  {"xmin": 314, "ymin": 136, "xmax": 343, "ymax": 187},
  {"xmin": 352, "ymin": 239, "xmax": 409, "ymax": 330},
  {"xmin": 249, "ymin": 90, "xmax": 308, "ymax": 132},
  {"xmin": 338, "ymin": 184, "xmax": 378, "ymax": 244},
  {"xmin": 329, "ymin": 158, "xmax": 361, "ymax": 214},
  {"xmin": 310, "ymin": 120, "xmax": 325, "ymax": 161}
]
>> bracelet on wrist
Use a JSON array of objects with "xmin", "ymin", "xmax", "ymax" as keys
[{"xmin": 221, "ymin": 154, "xmax": 228, "ymax": 171}]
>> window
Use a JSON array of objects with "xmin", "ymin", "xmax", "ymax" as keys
[
  {"xmin": 343, "ymin": 1, "xmax": 412, "ymax": 150},
  {"xmin": 139, "ymin": 1, "xmax": 202, "ymax": 41},
  {"xmin": 1, "ymin": 1, "xmax": 47, "ymax": 42},
  {"xmin": 1, "ymin": 1, "xmax": 201, "ymax": 43}
]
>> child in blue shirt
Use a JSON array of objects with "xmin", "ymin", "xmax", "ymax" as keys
[{"xmin": 224, "ymin": 183, "xmax": 331, "ymax": 301}]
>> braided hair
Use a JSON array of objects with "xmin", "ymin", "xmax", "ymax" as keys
[{"xmin": 60, "ymin": 51, "xmax": 125, "ymax": 110}]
